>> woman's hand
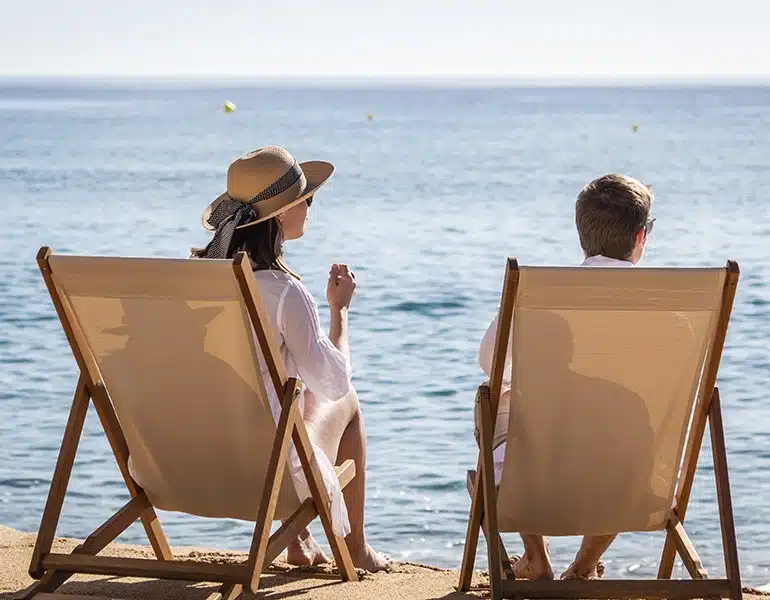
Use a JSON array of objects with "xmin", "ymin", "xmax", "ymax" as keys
[{"xmin": 326, "ymin": 263, "xmax": 356, "ymax": 310}]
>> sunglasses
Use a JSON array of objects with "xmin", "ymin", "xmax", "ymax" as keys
[
  {"xmin": 306, "ymin": 195, "xmax": 314, "ymax": 207},
  {"xmin": 645, "ymin": 217, "xmax": 655, "ymax": 236}
]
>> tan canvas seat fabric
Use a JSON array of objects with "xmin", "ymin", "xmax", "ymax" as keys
[
  {"xmin": 48, "ymin": 255, "xmax": 301, "ymax": 521},
  {"xmin": 496, "ymin": 267, "xmax": 726, "ymax": 536}
]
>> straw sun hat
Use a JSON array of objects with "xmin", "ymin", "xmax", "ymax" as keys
[{"xmin": 197, "ymin": 146, "xmax": 334, "ymax": 258}]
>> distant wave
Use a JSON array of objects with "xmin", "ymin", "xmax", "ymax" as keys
[{"xmin": 388, "ymin": 299, "xmax": 467, "ymax": 317}]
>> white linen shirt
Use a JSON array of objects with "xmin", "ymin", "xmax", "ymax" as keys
[
  {"xmin": 253, "ymin": 269, "xmax": 353, "ymax": 536},
  {"xmin": 477, "ymin": 255, "xmax": 634, "ymax": 483},
  {"xmin": 254, "ymin": 269, "xmax": 353, "ymax": 411}
]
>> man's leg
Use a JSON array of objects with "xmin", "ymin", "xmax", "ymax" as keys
[
  {"xmin": 512, "ymin": 534, "xmax": 555, "ymax": 580},
  {"xmin": 561, "ymin": 534, "xmax": 615, "ymax": 579}
]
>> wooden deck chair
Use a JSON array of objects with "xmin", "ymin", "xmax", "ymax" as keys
[
  {"xmin": 458, "ymin": 258, "xmax": 742, "ymax": 600},
  {"xmin": 25, "ymin": 247, "xmax": 357, "ymax": 600}
]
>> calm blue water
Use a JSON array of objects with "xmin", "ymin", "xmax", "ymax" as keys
[{"xmin": 1, "ymin": 81, "xmax": 769, "ymax": 585}]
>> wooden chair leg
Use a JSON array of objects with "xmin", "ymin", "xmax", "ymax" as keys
[
  {"xmin": 29, "ymin": 378, "xmax": 90, "ymax": 579},
  {"xmin": 666, "ymin": 513, "xmax": 708, "ymax": 579},
  {"xmin": 497, "ymin": 533, "xmax": 514, "ymax": 580},
  {"xmin": 459, "ymin": 469, "xmax": 483, "ymax": 591},
  {"xmin": 709, "ymin": 390, "xmax": 742, "ymax": 600},
  {"xmin": 462, "ymin": 470, "xmax": 513, "ymax": 584},
  {"xmin": 292, "ymin": 419, "xmax": 357, "ymax": 582},
  {"xmin": 478, "ymin": 389, "xmax": 503, "ymax": 600},
  {"xmin": 658, "ymin": 388, "xmax": 716, "ymax": 579},
  {"xmin": 245, "ymin": 384, "xmax": 298, "ymax": 593}
]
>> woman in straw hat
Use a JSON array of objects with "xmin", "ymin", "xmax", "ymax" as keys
[{"xmin": 193, "ymin": 146, "xmax": 390, "ymax": 572}]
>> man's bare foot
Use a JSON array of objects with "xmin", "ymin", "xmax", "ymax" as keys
[
  {"xmin": 351, "ymin": 543, "xmax": 392, "ymax": 573},
  {"xmin": 560, "ymin": 559, "xmax": 606, "ymax": 580},
  {"xmin": 286, "ymin": 532, "xmax": 329, "ymax": 566},
  {"xmin": 510, "ymin": 553, "xmax": 555, "ymax": 580}
]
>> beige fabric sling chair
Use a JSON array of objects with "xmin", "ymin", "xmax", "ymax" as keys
[
  {"xmin": 458, "ymin": 258, "xmax": 742, "ymax": 600},
  {"xmin": 25, "ymin": 247, "xmax": 357, "ymax": 600}
]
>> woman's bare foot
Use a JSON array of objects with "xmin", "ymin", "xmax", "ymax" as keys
[
  {"xmin": 510, "ymin": 553, "xmax": 555, "ymax": 580},
  {"xmin": 286, "ymin": 530, "xmax": 329, "ymax": 566},
  {"xmin": 351, "ymin": 543, "xmax": 392, "ymax": 573},
  {"xmin": 560, "ymin": 559, "xmax": 606, "ymax": 580}
]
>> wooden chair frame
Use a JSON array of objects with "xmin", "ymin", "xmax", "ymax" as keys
[
  {"xmin": 24, "ymin": 247, "xmax": 357, "ymax": 599},
  {"xmin": 458, "ymin": 258, "xmax": 742, "ymax": 600}
]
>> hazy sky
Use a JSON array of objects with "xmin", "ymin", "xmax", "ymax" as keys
[{"xmin": 1, "ymin": 0, "xmax": 768, "ymax": 78}]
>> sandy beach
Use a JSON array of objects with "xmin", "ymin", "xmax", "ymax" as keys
[
  {"xmin": 0, "ymin": 525, "xmax": 767, "ymax": 600},
  {"xmin": 0, "ymin": 525, "xmax": 484, "ymax": 599}
]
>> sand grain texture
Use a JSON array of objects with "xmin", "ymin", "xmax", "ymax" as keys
[
  {"xmin": 1, "ymin": 526, "xmax": 766, "ymax": 600},
  {"xmin": 0, "ymin": 526, "xmax": 486, "ymax": 599}
]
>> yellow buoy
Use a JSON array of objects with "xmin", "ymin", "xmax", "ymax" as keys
[
  {"xmin": 223, "ymin": 101, "xmax": 236, "ymax": 113},
  {"xmin": 632, "ymin": 124, "xmax": 639, "ymax": 132},
  {"xmin": 367, "ymin": 113, "xmax": 373, "ymax": 121}
]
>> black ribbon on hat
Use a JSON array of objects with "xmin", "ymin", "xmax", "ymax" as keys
[{"xmin": 199, "ymin": 198, "xmax": 258, "ymax": 259}]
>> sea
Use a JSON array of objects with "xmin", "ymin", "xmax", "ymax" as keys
[{"xmin": 0, "ymin": 80, "xmax": 769, "ymax": 585}]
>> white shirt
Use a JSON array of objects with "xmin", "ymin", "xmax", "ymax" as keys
[
  {"xmin": 253, "ymin": 270, "xmax": 352, "ymax": 536},
  {"xmin": 253, "ymin": 270, "xmax": 353, "ymax": 412},
  {"xmin": 478, "ymin": 255, "xmax": 634, "ymax": 482}
]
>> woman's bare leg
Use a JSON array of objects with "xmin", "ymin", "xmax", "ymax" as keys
[
  {"xmin": 297, "ymin": 387, "xmax": 390, "ymax": 572},
  {"xmin": 285, "ymin": 527, "xmax": 330, "ymax": 566}
]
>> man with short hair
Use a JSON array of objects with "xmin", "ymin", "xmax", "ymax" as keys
[
  {"xmin": 575, "ymin": 173, "xmax": 654, "ymax": 268},
  {"xmin": 475, "ymin": 174, "xmax": 655, "ymax": 580}
]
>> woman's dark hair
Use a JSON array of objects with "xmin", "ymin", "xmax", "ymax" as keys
[{"xmin": 191, "ymin": 217, "xmax": 300, "ymax": 279}]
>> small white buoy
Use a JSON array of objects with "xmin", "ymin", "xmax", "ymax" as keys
[{"xmin": 223, "ymin": 101, "xmax": 236, "ymax": 113}]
